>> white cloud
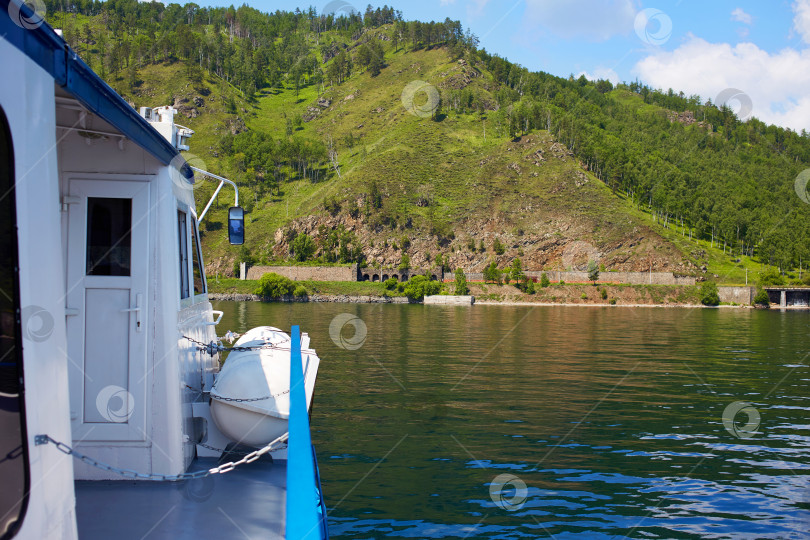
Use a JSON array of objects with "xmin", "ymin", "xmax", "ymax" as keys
[
  {"xmin": 577, "ymin": 67, "xmax": 621, "ymax": 85},
  {"xmin": 633, "ymin": 36, "xmax": 810, "ymax": 131},
  {"xmin": 524, "ymin": 0, "xmax": 636, "ymax": 41},
  {"xmin": 793, "ymin": 0, "xmax": 810, "ymax": 43},
  {"xmin": 463, "ymin": 0, "xmax": 491, "ymax": 18},
  {"xmin": 731, "ymin": 8, "xmax": 752, "ymax": 25}
]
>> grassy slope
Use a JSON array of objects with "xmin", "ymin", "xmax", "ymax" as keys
[
  {"xmin": 202, "ymin": 45, "xmax": 687, "ymax": 274},
  {"xmin": 210, "ymin": 278, "xmax": 398, "ymax": 297},
  {"xmin": 83, "ymin": 18, "xmax": 778, "ymax": 286}
]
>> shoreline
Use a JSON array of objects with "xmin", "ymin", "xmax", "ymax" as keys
[
  {"xmin": 209, "ymin": 292, "xmax": 411, "ymax": 303},
  {"xmin": 207, "ymin": 293, "xmax": 781, "ymax": 309}
]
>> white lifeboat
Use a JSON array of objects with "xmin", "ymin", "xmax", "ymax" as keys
[{"xmin": 209, "ymin": 326, "xmax": 320, "ymax": 447}]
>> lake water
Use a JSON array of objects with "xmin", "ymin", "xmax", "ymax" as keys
[{"xmin": 212, "ymin": 301, "xmax": 810, "ymax": 539}]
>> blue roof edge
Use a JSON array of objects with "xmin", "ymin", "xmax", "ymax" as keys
[{"xmin": 0, "ymin": 0, "xmax": 194, "ymax": 181}]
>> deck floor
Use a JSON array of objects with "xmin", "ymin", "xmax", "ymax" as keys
[{"xmin": 75, "ymin": 456, "xmax": 286, "ymax": 539}]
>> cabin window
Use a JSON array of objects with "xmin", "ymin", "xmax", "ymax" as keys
[
  {"xmin": 178, "ymin": 210, "xmax": 190, "ymax": 299},
  {"xmin": 190, "ymin": 219, "xmax": 206, "ymax": 295},
  {"xmin": 0, "ymin": 107, "xmax": 30, "ymax": 538},
  {"xmin": 86, "ymin": 198, "xmax": 132, "ymax": 276}
]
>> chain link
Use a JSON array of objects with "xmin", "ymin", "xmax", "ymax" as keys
[
  {"xmin": 197, "ymin": 441, "xmax": 288, "ymax": 456},
  {"xmin": 183, "ymin": 335, "xmax": 291, "ymax": 356},
  {"xmin": 35, "ymin": 433, "xmax": 288, "ymax": 481},
  {"xmin": 209, "ymin": 388, "xmax": 290, "ymax": 403},
  {"xmin": 184, "ymin": 334, "xmax": 294, "ymax": 402}
]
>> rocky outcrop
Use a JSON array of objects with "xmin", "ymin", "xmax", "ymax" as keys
[
  {"xmin": 668, "ymin": 110, "xmax": 712, "ymax": 130},
  {"xmin": 225, "ymin": 116, "xmax": 246, "ymax": 135}
]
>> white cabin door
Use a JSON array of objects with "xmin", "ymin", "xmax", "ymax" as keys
[{"xmin": 66, "ymin": 179, "xmax": 149, "ymax": 442}]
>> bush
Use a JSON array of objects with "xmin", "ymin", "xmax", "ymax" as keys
[
  {"xmin": 483, "ymin": 261, "xmax": 502, "ymax": 284},
  {"xmin": 510, "ymin": 258, "xmax": 524, "ymax": 285},
  {"xmin": 384, "ymin": 277, "xmax": 398, "ymax": 290},
  {"xmin": 403, "ymin": 275, "xmax": 441, "ymax": 300},
  {"xmin": 293, "ymin": 285, "xmax": 308, "ymax": 297},
  {"xmin": 255, "ymin": 273, "xmax": 296, "ymax": 298},
  {"xmin": 493, "ymin": 238, "xmax": 506, "ymax": 255},
  {"xmin": 396, "ymin": 282, "xmax": 406, "ymax": 292},
  {"xmin": 609, "ymin": 298, "xmax": 617, "ymax": 305},
  {"xmin": 753, "ymin": 289, "xmax": 770, "ymax": 306},
  {"xmin": 700, "ymin": 281, "xmax": 720, "ymax": 306},
  {"xmin": 600, "ymin": 288, "xmax": 608, "ymax": 300},
  {"xmin": 398, "ymin": 253, "xmax": 410, "ymax": 270},
  {"xmin": 324, "ymin": 198, "xmax": 341, "ymax": 216},
  {"xmin": 454, "ymin": 268, "xmax": 469, "ymax": 295},
  {"xmin": 292, "ymin": 233, "xmax": 316, "ymax": 262},
  {"xmin": 523, "ymin": 277, "xmax": 535, "ymax": 294},
  {"xmin": 580, "ymin": 292, "xmax": 587, "ymax": 300},
  {"xmin": 233, "ymin": 245, "xmax": 257, "ymax": 277},
  {"xmin": 758, "ymin": 268, "xmax": 785, "ymax": 286},
  {"xmin": 587, "ymin": 260, "xmax": 599, "ymax": 284},
  {"xmin": 540, "ymin": 272, "xmax": 550, "ymax": 288}
]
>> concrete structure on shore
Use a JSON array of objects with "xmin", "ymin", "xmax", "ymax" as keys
[
  {"xmin": 424, "ymin": 295, "xmax": 474, "ymax": 305},
  {"xmin": 764, "ymin": 287, "xmax": 810, "ymax": 308},
  {"xmin": 718, "ymin": 286, "xmax": 755, "ymax": 305}
]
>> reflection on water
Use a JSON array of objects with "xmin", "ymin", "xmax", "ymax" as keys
[{"xmin": 212, "ymin": 302, "xmax": 810, "ymax": 539}]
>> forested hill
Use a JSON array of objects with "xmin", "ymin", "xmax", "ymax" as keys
[{"xmin": 44, "ymin": 1, "xmax": 810, "ymax": 284}]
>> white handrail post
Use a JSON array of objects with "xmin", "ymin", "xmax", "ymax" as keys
[{"xmin": 190, "ymin": 166, "xmax": 239, "ymax": 224}]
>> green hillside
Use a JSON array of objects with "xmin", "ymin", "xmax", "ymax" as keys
[{"xmin": 44, "ymin": 1, "xmax": 810, "ymax": 286}]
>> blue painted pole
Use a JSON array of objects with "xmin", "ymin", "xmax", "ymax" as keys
[{"xmin": 286, "ymin": 325, "xmax": 323, "ymax": 539}]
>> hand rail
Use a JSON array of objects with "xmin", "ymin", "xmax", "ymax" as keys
[
  {"xmin": 191, "ymin": 166, "xmax": 239, "ymax": 224},
  {"xmin": 205, "ymin": 310, "xmax": 224, "ymax": 326},
  {"xmin": 286, "ymin": 325, "xmax": 328, "ymax": 539}
]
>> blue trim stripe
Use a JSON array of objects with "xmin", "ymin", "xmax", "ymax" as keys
[
  {"xmin": 286, "ymin": 326, "xmax": 326, "ymax": 539},
  {"xmin": 0, "ymin": 0, "xmax": 193, "ymax": 181}
]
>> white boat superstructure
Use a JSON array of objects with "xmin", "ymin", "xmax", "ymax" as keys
[{"xmin": 0, "ymin": 2, "xmax": 327, "ymax": 538}]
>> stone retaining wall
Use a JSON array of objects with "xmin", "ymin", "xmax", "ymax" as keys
[
  {"xmin": 463, "ymin": 270, "xmax": 695, "ymax": 286},
  {"xmin": 358, "ymin": 268, "xmax": 444, "ymax": 282},
  {"xmin": 246, "ymin": 264, "xmax": 357, "ymax": 281},
  {"xmin": 244, "ymin": 264, "xmax": 694, "ymax": 287}
]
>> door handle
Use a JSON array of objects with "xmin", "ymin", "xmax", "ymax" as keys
[{"xmin": 121, "ymin": 293, "xmax": 143, "ymax": 332}]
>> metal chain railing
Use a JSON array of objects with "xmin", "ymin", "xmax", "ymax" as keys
[
  {"xmin": 34, "ymin": 432, "xmax": 288, "ymax": 481},
  {"xmin": 182, "ymin": 334, "xmax": 293, "ymax": 402},
  {"xmin": 197, "ymin": 441, "xmax": 288, "ymax": 456},
  {"xmin": 183, "ymin": 335, "xmax": 291, "ymax": 357},
  {"xmin": 209, "ymin": 388, "xmax": 290, "ymax": 403},
  {"xmin": 183, "ymin": 383, "xmax": 289, "ymax": 403}
]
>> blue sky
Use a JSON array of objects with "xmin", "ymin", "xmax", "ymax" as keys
[{"xmin": 196, "ymin": 1, "xmax": 810, "ymax": 130}]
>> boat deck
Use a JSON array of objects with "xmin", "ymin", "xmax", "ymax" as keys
[{"xmin": 75, "ymin": 456, "xmax": 285, "ymax": 539}]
